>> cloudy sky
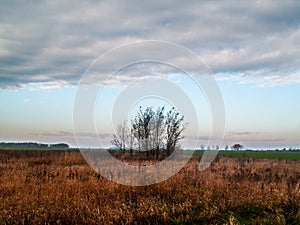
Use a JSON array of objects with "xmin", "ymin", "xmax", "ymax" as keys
[{"xmin": 1, "ymin": 0, "xmax": 300, "ymax": 149}]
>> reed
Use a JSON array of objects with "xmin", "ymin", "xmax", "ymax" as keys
[{"xmin": 0, "ymin": 150, "xmax": 299, "ymax": 224}]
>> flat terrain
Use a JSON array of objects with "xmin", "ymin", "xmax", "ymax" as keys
[
  {"xmin": 0, "ymin": 149, "xmax": 300, "ymax": 224},
  {"xmin": 195, "ymin": 150, "xmax": 300, "ymax": 160}
]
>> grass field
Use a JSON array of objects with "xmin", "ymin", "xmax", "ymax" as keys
[
  {"xmin": 0, "ymin": 149, "xmax": 300, "ymax": 224},
  {"xmin": 193, "ymin": 150, "xmax": 300, "ymax": 161},
  {"xmin": 220, "ymin": 150, "xmax": 300, "ymax": 160}
]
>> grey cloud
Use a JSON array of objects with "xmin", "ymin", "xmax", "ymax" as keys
[
  {"xmin": 32, "ymin": 130, "xmax": 111, "ymax": 138},
  {"xmin": 1, "ymin": 0, "xmax": 300, "ymax": 89},
  {"xmin": 29, "ymin": 130, "xmax": 113, "ymax": 148},
  {"xmin": 258, "ymin": 138, "xmax": 286, "ymax": 143},
  {"xmin": 185, "ymin": 135, "xmax": 210, "ymax": 141},
  {"xmin": 228, "ymin": 131, "xmax": 260, "ymax": 136}
]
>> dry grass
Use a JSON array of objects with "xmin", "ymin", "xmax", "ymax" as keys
[{"xmin": 0, "ymin": 149, "xmax": 300, "ymax": 224}]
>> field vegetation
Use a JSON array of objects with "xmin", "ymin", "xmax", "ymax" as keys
[
  {"xmin": 0, "ymin": 149, "xmax": 300, "ymax": 224},
  {"xmin": 194, "ymin": 150, "xmax": 300, "ymax": 161}
]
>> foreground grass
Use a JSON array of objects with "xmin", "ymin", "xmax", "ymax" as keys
[{"xmin": 0, "ymin": 149, "xmax": 300, "ymax": 224}]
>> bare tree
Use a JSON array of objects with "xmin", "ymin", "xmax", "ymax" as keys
[
  {"xmin": 150, "ymin": 107, "xmax": 165, "ymax": 157},
  {"xmin": 165, "ymin": 107, "xmax": 187, "ymax": 155},
  {"xmin": 131, "ymin": 106, "xmax": 155, "ymax": 153},
  {"xmin": 111, "ymin": 121, "xmax": 129, "ymax": 152},
  {"xmin": 111, "ymin": 106, "xmax": 187, "ymax": 159},
  {"xmin": 127, "ymin": 127, "xmax": 135, "ymax": 152}
]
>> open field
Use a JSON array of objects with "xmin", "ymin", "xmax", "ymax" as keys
[
  {"xmin": 0, "ymin": 149, "xmax": 300, "ymax": 224},
  {"xmin": 193, "ymin": 150, "xmax": 300, "ymax": 161},
  {"xmin": 218, "ymin": 150, "xmax": 300, "ymax": 160}
]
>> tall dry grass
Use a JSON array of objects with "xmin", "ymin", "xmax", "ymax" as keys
[{"xmin": 0, "ymin": 150, "xmax": 300, "ymax": 224}]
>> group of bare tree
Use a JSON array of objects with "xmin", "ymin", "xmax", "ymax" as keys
[{"xmin": 111, "ymin": 106, "xmax": 187, "ymax": 158}]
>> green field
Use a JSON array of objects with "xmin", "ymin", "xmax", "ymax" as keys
[{"xmin": 191, "ymin": 150, "xmax": 300, "ymax": 160}]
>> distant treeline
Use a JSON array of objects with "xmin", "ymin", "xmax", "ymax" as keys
[{"xmin": 0, "ymin": 142, "xmax": 69, "ymax": 149}]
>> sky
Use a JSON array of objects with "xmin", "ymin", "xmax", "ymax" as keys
[{"xmin": 1, "ymin": 0, "xmax": 300, "ymax": 149}]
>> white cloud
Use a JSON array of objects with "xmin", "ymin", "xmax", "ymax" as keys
[
  {"xmin": 259, "ymin": 73, "xmax": 300, "ymax": 87},
  {"xmin": 216, "ymin": 71, "xmax": 300, "ymax": 87},
  {"xmin": 1, "ymin": 1, "xmax": 300, "ymax": 89},
  {"xmin": 23, "ymin": 98, "xmax": 30, "ymax": 104},
  {"xmin": 28, "ymin": 81, "xmax": 73, "ymax": 91}
]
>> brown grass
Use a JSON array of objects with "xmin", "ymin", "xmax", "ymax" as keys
[{"xmin": 0, "ymin": 149, "xmax": 300, "ymax": 224}]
